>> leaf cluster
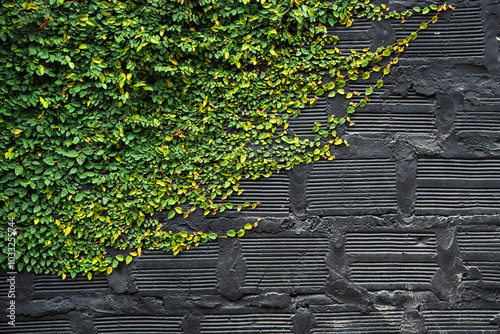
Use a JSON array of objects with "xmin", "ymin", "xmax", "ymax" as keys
[{"xmin": 0, "ymin": 0, "xmax": 450, "ymax": 278}]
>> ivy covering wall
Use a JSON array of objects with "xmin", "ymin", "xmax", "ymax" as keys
[{"xmin": 0, "ymin": 0, "xmax": 450, "ymax": 279}]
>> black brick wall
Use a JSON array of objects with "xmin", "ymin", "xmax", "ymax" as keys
[{"xmin": 2, "ymin": 0, "xmax": 500, "ymax": 332}]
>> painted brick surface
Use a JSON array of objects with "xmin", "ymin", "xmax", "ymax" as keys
[{"xmin": 2, "ymin": 0, "xmax": 500, "ymax": 332}]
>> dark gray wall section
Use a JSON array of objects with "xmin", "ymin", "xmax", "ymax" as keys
[{"xmin": 2, "ymin": 0, "xmax": 500, "ymax": 332}]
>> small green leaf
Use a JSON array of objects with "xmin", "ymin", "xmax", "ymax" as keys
[
  {"xmin": 116, "ymin": 255, "xmax": 124, "ymax": 262},
  {"xmin": 15, "ymin": 166, "xmax": 23, "ymax": 176},
  {"xmin": 82, "ymin": 147, "xmax": 93, "ymax": 155},
  {"xmin": 43, "ymin": 156, "xmax": 54, "ymax": 166},
  {"xmin": 76, "ymin": 155, "xmax": 86, "ymax": 165},
  {"xmin": 237, "ymin": 229, "xmax": 245, "ymax": 237},
  {"xmin": 168, "ymin": 210, "xmax": 175, "ymax": 219},
  {"xmin": 208, "ymin": 233, "xmax": 217, "ymax": 240},
  {"xmin": 226, "ymin": 230, "xmax": 236, "ymax": 237},
  {"xmin": 174, "ymin": 207, "xmax": 182, "ymax": 214}
]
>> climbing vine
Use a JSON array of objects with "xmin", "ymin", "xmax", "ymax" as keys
[{"xmin": 0, "ymin": 0, "xmax": 451, "ymax": 279}]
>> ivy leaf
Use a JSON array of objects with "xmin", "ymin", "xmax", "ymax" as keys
[
  {"xmin": 76, "ymin": 155, "xmax": 86, "ymax": 165},
  {"xmin": 14, "ymin": 166, "xmax": 23, "ymax": 176},
  {"xmin": 168, "ymin": 210, "xmax": 175, "ymax": 219},
  {"xmin": 64, "ymin": 226, "xmax": 73, "ymax": 236},
  {"xmin": 82, "ymin": 147, "xmax": 93, "ymax": 155},
  {"xmin": 66, "ymin": 150, "xmax": 78, "ymax": 158},
  {"xmin": 226, "ymin": 230, "xmax": 236, "ymax": 237},
  {"xmin": 174, "ymin": 207, "xmax": 182, "ymax": 214},
  {"xmin": 43, "ymin": 156, "xmax": 55, "ymax": 166}
]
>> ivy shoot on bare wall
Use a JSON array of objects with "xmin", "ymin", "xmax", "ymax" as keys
[{"xmin": 0, "ymin": 0, "xmax": 452, "ymax": 279}]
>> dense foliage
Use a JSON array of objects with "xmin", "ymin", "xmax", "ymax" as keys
[{"xmin": 0, "ymin": 0, "xmax": 450, "ymax": 279}]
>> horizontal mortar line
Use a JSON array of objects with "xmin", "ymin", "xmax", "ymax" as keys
[
  {"xmin": 458, "ymin": 240, "xmax": 500, "ymax": 243},
  {"xmin": 417, "ymin": 167, "xmax": 500, "ymax": 171},
  {"xmin": 313, "ymin": 326, "xmax": 401, "ymax": 330},
  {"xmin": 307, "ymin": 178, "xmax": 396, "ymax": 182},
  {"xmin": 352, "ymin": 275, "xmax": 434, "ymax": 279},
  {"xmin": 201, "ymin": 324, "xmax": 292, "ymax": 327},
  {"xmin": 312, "ymin": 159, "xmax": 394, "ymax": 163},
  {"xmin": 202, "ymin": 317, "xmax": 293, "ymax": 320},
  {"xmin": 314, "ymin": 320, "xmax": 402, "ymax": 324},
  {"xmin": 307, "ymin": 198, "xmax": 396, "ymax": 202},
  {"xmin": 245, "ymin": 271, "xmax": 327, "ymax": 276},
  {"xmin": 307, "ymin": 186, "xmax": 396, "ymax": 191},
  {"xmin": 245, "ymin": 276, "xmax": 326, "ymax": 280},
  {"xmin": 353, "ymin": 121, "xmax": 434, "ymax": 125},
  {"xmin": 241, "ymin": 238, "xmax": 329, "ymax": 242},
  {"xmin": 417, "ymin": 179, "xmax": 500, "ymax": 188},
  {"xmin": 417, "ymin": 163, "xmax": 500, "ymax": 167},
  {"xmin": 134, "ymin": 276, "xmax": 218, "ymax": 280},
  {"xmin": 200, "ymin": 330, "xmax": 292, "ymax": 334},
  {"xmin": 242, "ymin": 245, "xmax": 328, "ymax": 249},
  {"xmin": 458, "ymin": 244, "xmax": 500, "ymax": 248},
  {"xmin": 308, "ymin": 176, "xmax": 397, "ymax": 181},
  {"xmin": 136, "ymin": 284, "xmax": 216, "ymax": 287},
  {"xmin": 415, "ymin": 199, "xmax": 500, "ymax": 204},
  {"xmin": 351, "ymin": 262, "xmax": 437, "ymax": 266},
  {"xmin": 244, "ymin": 257, "xmax": 327, "ymax": 260},
  {"xmin": 136, "ymin": 282, "xmax": 217, "ymax": 285},
  {"xmin": 417, "ymin": 171, "xmax": 500, "ymax": 175},
  {"xmin": 311, "ymin": 162, "xmax": 396, "ymax": 167},
  {"xmin": 308, "ymin": 205, "xmax": 396, "ymax": 209},
  {"xmin": 458, "ymin": 249, "xmax": 500, "ymax": 253},
  {"xmin": 345, "ymin": 250, "xmax": 435, "ymax": 253},
  {"xmin": 245, "ymin": 265, "xmax": 327, "ymax": 269},
  {"xmin": 314, "ymin": 312, "xmax": 402, "ymax": 316},
  {"xmin": 346, "ymin": 235, "xmax": 435, "ymax": 238},
  {"xmin": 245, "ymin": 264, "xmax": 327, "ymax": 268},
  {"xmin": 350, "ymin": 270, "xmax": 437, "ymax": 274},
  {"xmin": 458, "ymin": 232, "xmax": 500, "ymax": 235},
  {"xmin": 345, "ymin": 242, "xmax": 435, "ymax": 246},
  {"xmin": 307, "ymin": 189, "xmax": 396, "ymax": 194},
  {"xmin": 346, "ymin": 242, "xmax": 436, "ymax": 246},
  {"xmin": 347, "ymin": 237, "xmax": 435, "ymax": 240},
  {"xmin": 308, "ymin": 206, "xmax": 396, "ymax": 210},
  {"xmin": 417, "ymin": 164, "xmax": 500, "ymax": 168},
  {"xmin": 416, "ymin": 189, "xmax": 500, "ymax": 194},
  {"xmin": 347, "ymin": 232, "xmax": 435, "ymax": 236},
  {"xmin": 244, "ymin": 281, "xmax": 326, "ymax": 285},
  {"xmin": 243, "ymin": 254, "xmax": 327, "ymax": 258},
  {"xmin": 133, "ymin": 268, "xmax": 217, "ymax": 271},
  {"xmin": 422, "ymin": 312, "xmax": 500, "ymax": 316},
  {"xmin": 96, "ymin": 322, "xmax": 182, "ymax": 326},
  {"xmin": 351, "ymin": 270, "xmax": 436, "ymax": 274},
  {"xmin": 308, "ymin": 175, "xmax": 397, "ymax": 180},
  {"xmin": 314, "ymin": 319, "xmax": 402, "ymax": 323}
]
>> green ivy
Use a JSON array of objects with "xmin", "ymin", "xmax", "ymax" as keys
[{"xmin": 0, "ymin": 0, "xmax": 451, "ymax": 279}]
